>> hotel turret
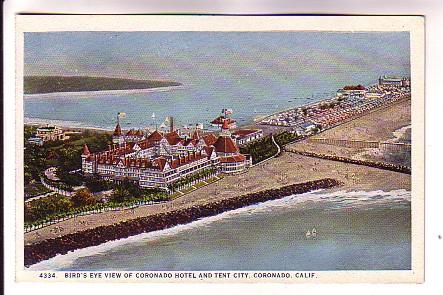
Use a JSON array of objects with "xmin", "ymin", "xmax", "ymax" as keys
[{"xmin": 214, "ymin": 120, "xmax": 250, "ymax": 173}]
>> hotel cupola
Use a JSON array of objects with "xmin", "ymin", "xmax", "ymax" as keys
[{"xmin": 214, "ymin": 119, "xmax": 239, "ymax": 157}]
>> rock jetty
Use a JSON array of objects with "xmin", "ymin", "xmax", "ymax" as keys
[
  {"xmin": 24, "ymin": 178, "xmax": 342, "ymax": 267},
  {"xmin": 285, "ymin": 149, "xmax": 411, "ymax": 174}
]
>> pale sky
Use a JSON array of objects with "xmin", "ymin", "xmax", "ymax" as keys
[{"xmin": 24, "ymin": 31, "xmax": 410, "ymax": 84}]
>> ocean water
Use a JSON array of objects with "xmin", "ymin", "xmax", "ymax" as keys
[
  {"xmin": 24, "ymin": 31, "xmax": 411, "ymax": 130},
  {"xmin": 30, "ymin": 189, "xmax": 411, "ymax": 271},
  {"xmin": 24, "ymin": 84, "xmax": 319, "ymax": 130}
]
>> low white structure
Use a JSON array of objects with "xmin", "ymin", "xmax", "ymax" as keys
[
  {"xmin": 29, "ymin": 124, "xmax": 69, "ymax": 144},
  {"xmin": 337, "ymin": 85, "xmax": 366, "ymax": 99},
  {"xmin": 232, "ymin": 129, "xmax": 264, "ymax": 146},
  {"xmin": 28, "ymin": 136, "xmax": 44, "ymax": 146},
  {"xmin": 379, "ymin": 75, "xmax": 410, "ymax": 87}
]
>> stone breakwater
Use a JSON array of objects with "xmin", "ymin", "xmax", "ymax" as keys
[
  {"xmin": 284, "ymin": 149, "xmax": 411, "ymax": 174},
  {"xmin": 24, "ymin": 178, "xmax": 342, "ymax": 267}
]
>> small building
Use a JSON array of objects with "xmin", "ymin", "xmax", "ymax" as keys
[
  {"xmin": 379, "ymin": 75, "xmax": 410, "ymax": 87},
  {"xmin": 337, "ymin": 85, "xmax": 366, "ymax": 99},
  {"xmin": 211, "ymin": 116, "xmax": 237, "ymax": 129},
  {"xmin": 365, "ymin": 92, "xmax": 383, "ymax": 99},
  {"xmin": 232, "ymin": 129, "xmax": 264, "ymax": 146},
  {"xmin": 29, "ymin": 124, "xmax": 68, "ymax": 144},
  {"xmin": 296, "ymin": 121, "xmax": 318, "ymax": 136},
  {"xmin": 27, "ymin": 136, "xmax": 44, "ymax": 146}
]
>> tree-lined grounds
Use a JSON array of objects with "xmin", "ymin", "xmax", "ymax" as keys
[
  {"xmin": 240, "ymin": 131, "xmax": 302, "ymax": 164},
  {"xmin": 24, "ymin": 127, "xmax": 170, "ymax": 228}
]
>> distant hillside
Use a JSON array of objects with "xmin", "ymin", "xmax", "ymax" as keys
[{"xmin": 24, "ymin": 76, "xmax": 182, "ymax": 94}]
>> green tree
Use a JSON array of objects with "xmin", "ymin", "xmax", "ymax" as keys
[
  {"xmin": 110, "ymin": 187, "xmax": 132, "ymax": 203},
  {"xmin": 84, "ymin": 174, "xmax": 111, "ymax": 193},
  {"xmin": 71, "ymin": 188, "xmax": 97, "ymax": 207},
  {"xmin": 24, "ymin": 194, "xmax": 73, "ymax": 223}
]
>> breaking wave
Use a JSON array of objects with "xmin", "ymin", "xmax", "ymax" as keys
[{"xmin": 29, "ymin": 189, "xmax": 410, "ymax": 270}]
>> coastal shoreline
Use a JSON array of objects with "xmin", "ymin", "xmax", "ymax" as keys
[
  {"xmin": 24, "ymin": 118, "xmax": 113, "ymax": 133},
  {"xmin": 24, "ymin": 178, "xmax": 342, "ymax": 266},
  {"xmin": 23, "ymin": 96, "xmax": 412, "ymax": 247},
  {"xmin": 29, "ymin": 188, "xmax": 411, "ymax": 271},
  {"xmin": 24, "ymin": 85, "xmax": 185, "ymax": 99},
  {"xmin": 22, "ymin": 81, "xmax": 412, "ymax": 267},
  {"xmin": 24, "ymin": 95, "xmax": 408, "ymax": 134}
]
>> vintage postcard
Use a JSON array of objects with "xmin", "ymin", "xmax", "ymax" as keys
[{"xmin": 15, "ymin": 15, "xmax": 424, "ymax": 283}]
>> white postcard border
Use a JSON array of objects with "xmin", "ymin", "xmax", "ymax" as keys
[{"xmin": 14, "ymin": 15, "xmax": 425, "ymax": 283}]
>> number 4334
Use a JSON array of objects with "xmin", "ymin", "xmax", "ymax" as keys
[{"xmin": 39, "ymin": 273, "xmax": 56, "ymax": 279}]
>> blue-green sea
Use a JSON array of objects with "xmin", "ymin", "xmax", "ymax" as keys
[{"xmin": 29, "ymin": 190, "xmax": 411, "ymax": 271}]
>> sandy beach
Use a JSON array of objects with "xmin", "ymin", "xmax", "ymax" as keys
[
  {"xmin": 286, "ymin": 97, "xmax": 411, "ymax": 162},
  {"xmin": 308, "ymin": 97, "xmax": 411, "ymax": 142},
  {"xmin": 24, "ymin": 85, "xmax": 185, "ymax": 99},
  {"xmin": 24, "ymin": 96, "xmax": 411, "ymax": 246},
  {"xmin": 24, "ymin": 118, "xmax": 113, "ymax": 133}
]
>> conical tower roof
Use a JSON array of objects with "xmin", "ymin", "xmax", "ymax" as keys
[
  {"xmin": 214, "ymin": 136, "xmax": 239, "ymax": 154},
  {"xmin": 82, "ymin": 143, "xmax": 90, "ymax": 155},
  {"xmin": 113, "ymin": 123, "xmax": 122, "ymax": 136}
]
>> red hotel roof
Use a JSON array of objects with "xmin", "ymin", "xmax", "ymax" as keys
[
  {"xmin": 170, "ymin": 152, "xmax": 204, "ymax": 169},
  {"xmin": 147, "ymin": 130, "xmax": 164, "ymax": 141},
  {"xmin": 191, "ymin": 130, "xmax": 200, "ymax": 140},
  {"xmin": 214, "ymin": 136, "xmax": 239, "ymax": 154},
  {"xmin": 165, "ymin": 131, "xmax": 181, "ymax": 145},
  {"xmin": 203, "ymin": 146, "xmax": 215, "ymax": 158},
  {"xmin": 202, "ymin": 133, "xmax": 217, "ymax": 146},
  {"xmin": 219, "ymin": 154, "xmax": 246, "ymax": 163},
  {"xmin": 137, "ymin": 139, "xmax": 156, "ymax": 150},
  {"xmin": 211, "ymin": 116, "xmax": 236, "ymax": 125},
  {"xmin": 95, "ymin": 150, "xmax": 207, "ymax": 171}
]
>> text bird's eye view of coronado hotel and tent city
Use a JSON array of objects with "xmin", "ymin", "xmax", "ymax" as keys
[{"xmin": 22, "ymin": 31, "xmax": 413, "ymax": 272}]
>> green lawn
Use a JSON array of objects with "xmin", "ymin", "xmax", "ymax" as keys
[
  {"xmin": 181, "ymin": 186, "xmax": 196, "ymax": 194},
  {"xmin": 170, "ymin": 192, "xmax": 183, "ymax": 199},
  {"xmin": 205, "ymin": 176, "xmax": 220, "ymax": 184},
  {"xmin": 194, "ymin": 181, "xmax": 207, "ymax": 189},
  {"xmin": 24, "ymin": 128, "xmax": 113, "ymax": 188},
  {"xmin": 172, "ymin": 176, "xmax": 223, "ymax": 198}
]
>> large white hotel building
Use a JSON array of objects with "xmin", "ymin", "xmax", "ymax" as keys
[{"xmin": 81, "ymin": 120, "xmax": 254, "ymax": 190}]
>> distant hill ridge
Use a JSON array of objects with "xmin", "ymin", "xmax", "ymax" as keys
[{"xmin": 24, "ymin": 76, "xmax": 182, "ymax": 94}]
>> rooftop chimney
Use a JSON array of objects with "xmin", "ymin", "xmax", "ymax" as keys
[{"xmin": 170, "ymin": 116, "xmax": 174, "ymax": 133}]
